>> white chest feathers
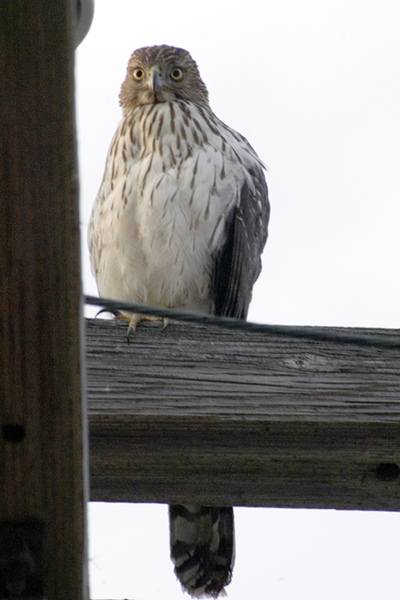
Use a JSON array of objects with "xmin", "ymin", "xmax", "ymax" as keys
[{"xmin": 88, "ymin": 101, "xmax": 262, "ymax": 311}]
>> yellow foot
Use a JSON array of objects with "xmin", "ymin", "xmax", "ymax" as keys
[{"xmin": 126, "ymin": 313, "xmax": 168, "ymax": 342}]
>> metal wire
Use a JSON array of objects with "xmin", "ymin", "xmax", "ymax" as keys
[{"xmin": 85, "ymin": 295, "xmax": 400, "ymax": 349}]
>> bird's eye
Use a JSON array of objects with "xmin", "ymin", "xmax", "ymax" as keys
[
  {"xmin": 132, "ymin": 68, "xmax": 145, "ymax": 81},
  {"xmin": 170, "ymin": 68, "xmax": 183, "ymax": 81}
]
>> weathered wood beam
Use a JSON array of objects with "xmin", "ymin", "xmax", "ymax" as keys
[
  {"xmin": 86, "ymin": 318, "xmax": 400, "ymax": 511},
  {"xmin": 0, "ymin": 2, "xmax": 88, "ymax": 599}
]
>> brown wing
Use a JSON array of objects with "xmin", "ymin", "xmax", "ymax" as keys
[{"xmin": 212, "ymin": 165, "xmax": 270, "ymax": 319}]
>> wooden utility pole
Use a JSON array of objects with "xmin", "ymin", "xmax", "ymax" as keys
[
  {"xmin": 0, "ymin": 2, "xmax": 88, "ymax": 599},
  {"xmin": 86, "ymin": 318, "xmax": 400, "ymax": 511},
  {"xmin": 1, "ymin": 0, "xmax": 397, "ymax": 596}
]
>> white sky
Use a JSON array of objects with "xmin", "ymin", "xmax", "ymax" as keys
[{"xmin": 76, "ymin": 1, "xmax": 400, "ymax": 598}]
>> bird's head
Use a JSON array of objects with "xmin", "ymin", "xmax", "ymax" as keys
[{"xmin": 119, "ymin": 45, "xmax": 209, "ymax": 112}]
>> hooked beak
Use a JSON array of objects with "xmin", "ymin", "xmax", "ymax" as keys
[{"xmin": 147, "ymin": 65, "xmax": 163, "ymax": 93}]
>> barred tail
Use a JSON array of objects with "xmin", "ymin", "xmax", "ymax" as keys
[{"xmin": 169, "ymin": 504, "xmax": 235, "ymax": 597}]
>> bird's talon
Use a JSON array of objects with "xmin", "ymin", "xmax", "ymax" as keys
[
  {"xmin": 95, "ymin": 307, "xmax": 120, "ymax": 319},
  {"xmin": 126, "ymin": 326, "xmax": 134, "ymax": 343}
]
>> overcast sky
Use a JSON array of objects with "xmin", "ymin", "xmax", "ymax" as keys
[{"xmin": 76, "ymin": 1, "xmax": 400, "ymax": 598}]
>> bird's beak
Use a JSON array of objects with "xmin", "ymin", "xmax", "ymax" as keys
[{"xmin": 147, "ymin": 66, "xmax": 163, "ymax": 93}]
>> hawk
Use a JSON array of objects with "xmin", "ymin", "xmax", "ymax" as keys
[{"xmin": 88, "ymin": 45, "xmax": 270, "ymax": 597}]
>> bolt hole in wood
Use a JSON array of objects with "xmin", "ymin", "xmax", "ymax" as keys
[
  {"xmin": 2, "ymin": 424, "xmax": 26, "ymax": 443},
  {"xmin": 375, "ymin": 463, "xmax": 400, "ymax": 482}
]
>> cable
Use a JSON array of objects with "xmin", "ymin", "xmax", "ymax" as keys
[{"xmin": 85, "ymin": 295, "xmax": 400, "ymax": 349}]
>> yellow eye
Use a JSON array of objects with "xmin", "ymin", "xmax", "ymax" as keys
[
  {"xmin": 132, "ymin": 68, "xmax": 145, "ymax": 81},
  {"xmin": 170, "ymin": 67, "xmax": 183, "ymax": 81}
]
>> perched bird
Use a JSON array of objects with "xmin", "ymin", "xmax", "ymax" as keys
[{"xmin": 88, "ymin": 45, "xmax": 270, "ymax": 597}]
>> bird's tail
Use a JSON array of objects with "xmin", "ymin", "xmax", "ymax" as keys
[{"xmin": 169, "ymin": 504, "xmax": 235, "ymax": 597}]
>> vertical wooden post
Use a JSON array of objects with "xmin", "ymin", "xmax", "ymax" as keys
[{"xmin": 0, "ymin": 2, "xmax": 88, "ymax": 599}]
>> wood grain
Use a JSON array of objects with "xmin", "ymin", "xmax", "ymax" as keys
[
  {"xmin": 86, "ymin": 318, "xmax": 400, "ymax": 510},
  {"xmin": 0, "ymin": 3, "xmax": 88, "ymax": 599}
]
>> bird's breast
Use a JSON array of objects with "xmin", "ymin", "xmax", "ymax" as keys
[{"xmin": 90, "ymin": 101, "xmax": 257, "ymax": 310}]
